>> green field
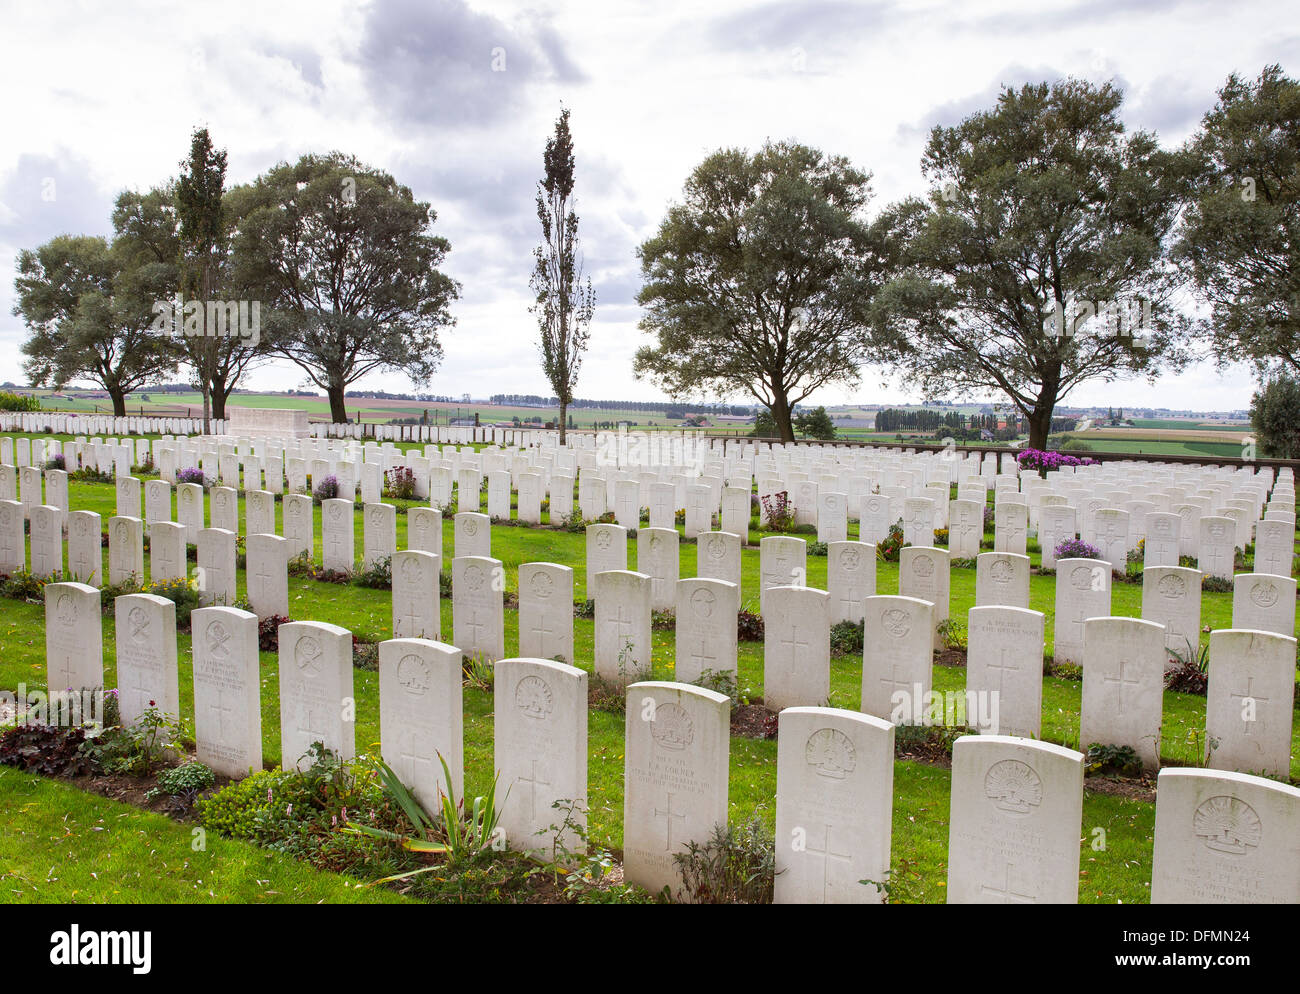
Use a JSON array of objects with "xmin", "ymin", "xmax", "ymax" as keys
[
  {"xmin": 0, "ymin": 463, "xmax": 1296, "ymax": 903},
  {"xmin": 1126, "ymin": 419, "xmax": 1249, "ymax": 432},
  {"xmin": 1072, "ymin": 439, "xmax": 1245, "ymax": 458}
]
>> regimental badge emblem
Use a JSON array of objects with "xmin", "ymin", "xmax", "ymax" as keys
[
  {"xmin": 805, "ymin": 727, "xmax": 856, "ymax": 780},
  {"xmin": 881, "ymin": 607, "xmax": 911, "ymax": 639},
  {"xmin": 1158, "ymin": 574, "xmax": 1185, "ymax": 598},
  {"xmin": 1250, "ymin": 580, "xmax": 1279, "ymax": 609},
  {"xmin": 295, "ymin": 636, "xmax": 322, "ymax": 676},
  {"xmin": 984, "ymin": 760, "xmax": 1042, "ymax": 815},
  {"xmin": 1193, "ymin": 796, "xmax": 1261, "ymax": 856},
  {"xmin": 397, "ymin": 653, "xmax": 431, "ymax": 695},
  {"xmin": 515, "ymin": 675, "xmax": 554, "ymax": 720},
  {"xmin": 650, "ymin": 702, "xmax": 693, "ymax": 751}
]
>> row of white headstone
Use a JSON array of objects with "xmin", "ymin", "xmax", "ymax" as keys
[
  {"xmin": 5, "ymin": 429, "xmax": 1293, "ymax": 565},
  {"xmin": 37, "ymin": 581, "xmax": 1299, "ymax": 902}
]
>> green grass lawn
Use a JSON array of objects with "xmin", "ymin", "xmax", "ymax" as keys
[
  {"xmin": 0, "ymin": 471, "xmax": 1295, "ymax": 904},
  {"xmin": 0, "ymin": 767, "xmax": 410, "ymax": 903}
]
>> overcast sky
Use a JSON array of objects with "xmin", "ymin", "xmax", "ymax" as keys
[{"xmin": 1, "ymin": 0, "xmax": 1294, "ymax": 412}]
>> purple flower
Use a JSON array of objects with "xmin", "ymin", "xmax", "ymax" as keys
[{"xmin": 1055, "ymin": 538, "xmax": 1102, "ymax": 560}]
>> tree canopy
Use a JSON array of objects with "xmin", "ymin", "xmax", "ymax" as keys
[
  {"xmin": 531, "ymin": 108, "xmax": 594, "ymax": 444},
  {"xmin": 870, "ymin": 78, "xmax": 1192, "ymax": 450},
  {"xmin": 233, "ymin": 152, "xmax": 459, "ymax": 423},
  {"xmin": 1176, "ymin": 64, "xmax": 1300, "ymax": 376},
  {"xmin": 634, "ymin": 141, "xmax": 891, "ymax": 442},
  {"xmin": 14, "ymin": 231, "xmax": 179, "ymax": 415}
]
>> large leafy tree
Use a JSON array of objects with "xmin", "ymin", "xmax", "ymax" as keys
[
  {"xmin": 234, "ymin": 152, "xmax": 459, "ymax": 423},
  {"xmin": 1175, "ymin": 65, "xmax": 1300, "ymax": 374},
  {"xmin": 115, "ymin": 178, "xmax": 271, "ymax": 423},
  {"xmin": 530, "ymin": 108, "xmax": 594, "ymax": 445},
  {"xmin": 634, "ymin": 141, "xmax": 890, "ymax": 442},
  {"xmin": 1249, "ymin": 375, "xmax": 1300, "ymax": 458},
  {"xmin": 872, "ymin": 79, "xmax": 1191, "ymax": 450},
  {"xmin": 14, "ymin": 233, "xmax": 179, "ymax": 416},
  {"xmin": 176, "ymin": 127, "xmax": 228, "ymax": 432}
]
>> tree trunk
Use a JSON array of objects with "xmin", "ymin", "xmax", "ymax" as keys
[
  {"xmin": 108, "ymin": 386, "xmax": 127, "ymax": 418},
  {"xmin": 558, "ymin": 399, "xmax": 567, "ymax": 444},
  {"xmin": 211, "ymin": 374, "xmax": 230, "ymax": 421},
  {"xmin": 1026, "ymin": 406, "xmax": 1054, "ymax": 451},
  {"xmin": 771, "ymin": 391, "xmax": 795, "ymax": 443},
  {"xmin": 1026, "ymin": 374, "xmax": 1060, "ymax": 451},
  {"xmin": 328, "ymin": 385, "xmax": 349, "ymax": 424},
  {"xmin": 201, "ymin": 382, "xmax": 212, "ymax": 435}
]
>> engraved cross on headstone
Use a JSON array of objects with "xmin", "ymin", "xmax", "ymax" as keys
[
  {"xmin": 980, "ymin": 861, "xmax": 1035, "ymax": 903},
  {"xmin": 804, "ymin": 822, "xmax": 852, "ymax": 901},
  {"xmin": 654, "ymin": 792, "xmax": 688, "ymax": 852},
  {"xmin": 1229, "ymin": 676, "xmax": 1271, "ymax": 736},
  {"xmin": 1103, "ymin": 659, "xmax": 1142, "ymax": 715}
]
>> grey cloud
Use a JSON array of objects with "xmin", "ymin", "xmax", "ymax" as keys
[
  {"xmin": 707, "ymin": 0, "xmax": 898, "ymax": 52},
  {"xmin": 355, "ymin": 0, "xmax": 585, "ymax": 128},
  {"xmin": 0, "ymin": 150, "xmax": 116, "ymax": 251},
  {"xmin": 1127, "ymin": 74, "xmax": 1216, "ymax": 140},
  {"xmin": 960, "ymin": 0, "xmax": 1217, "ymax": 33},
  {"xmin": 259, "ymin": 42, "xmax": 325, "ymax": 88},
  {"xmin": 896, "ymin": 63, "xmax": 1070, "ymax": 142}
]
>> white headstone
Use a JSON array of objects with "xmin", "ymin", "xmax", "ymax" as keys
[
  {"xmin": 494, "ymin": 657, "xmax": 588, "ymax": 858},
  {"xmin": 774, "ymin": 707, "xmax": 893, "ymax": 903},
  {"xmin": 946, "ymin": 736, "xmax": 1083, "ymax": 904},
  {"xmin": 192, "ymin": 606, "xmax": 262, "ymax": 778},
  {"xmin": 278, "ymin": 620, "xmax": 355, "ymax": 771},
  {"xmin": 622, "ymin": 681, "xmax": 730, "ymax": 898}
]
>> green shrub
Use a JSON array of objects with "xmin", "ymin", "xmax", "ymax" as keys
[
  {"xmin": 353, "ymin": 555, "xmax": 392, "ymax": 589},
  {"xmin": 2, "ymin": 567, "xmax": 55, "ymax": 601},
  {"xmin": 0, "ymin": 390, "xmax": 41, "ymax": 412},
  {"xmin": 145, "ymin": 576, "xmax": 201, "ymax": 629},
  {"xmin": 829, "ymin": 619, "xmax": 864, "ymax": 657},
  {"xmin": 672, "ymin": 814, "xmax": 775, "ymax": 904},
  {"xmin": 147, "ymin": 761, "xmax": 216, "ymax": 800},
  {"xmin": 1085, "ymin": 742, "xmax": 1142, "ymax": 777}
]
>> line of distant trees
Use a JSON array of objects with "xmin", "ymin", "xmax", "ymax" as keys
[{"xmin": 488, "ymin": 394, "xmax": 754, "ymax": 415}]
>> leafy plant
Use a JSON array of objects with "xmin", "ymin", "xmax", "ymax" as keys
[
  {"xmin": 759, "ymin": 491, "xmax": 796, "ymax": 532},
  {"xmin": 876, "ymin": 520, "xmax": 905, "ymax": 562},
  {"xmin": 936, "ymin": 617, "xmax": 967, "ymax": 651},
  {"xmin": 258, "ymin": 614, "xmax": 291, "ymax": 652},
  {"xmin": 383, "ymin": 466, "xmax": 418, "ymax": 500},
  {"xmin": 829, "ymin": 619, "xmax": 865, "ymax": 657},
  {"xmin": 345, "ymin": 754, "xmax": 507, "ymax": 881},
  {"xmin": 736, "ymin": 609, "xmax": 765, "ymax": 642},
  {"xmin": 1084, "ymin": 742, "xmax": 1143, "ymax": 777},
  {"xmin": 692, "ymin": 667, "xmax": 738, "ymax": 701},
  {"xmin": 145, "ymin": 575, "xmax": 201, "ymax": 629},
  {"xmin": 352, "ymin": 555, "xmax": 392, "ymax": 589},
  {"xmin": 82, "ymin": 704, "xmax": 185, "ymax": 777},
  {"xmin": 146, "ymin": 760, "xmax": 216, "ymax": 801},
  {"xmin": 672, "ymin": 814, "xmax": 776, "ymax": 904},
  {"xmin": 1054, "ymin": 537, "xmax": 1103, "ymax": 560},
  {"xmin": 462, "ymin": 653, "xmax": 494, "ymax": 692},
  {"xmin": 0, "ymin": 723, "xmax": 96, "ymax": 777},
  {"xmin": 1165, "ymin": 639, "xmax": 1210, "ymax": 695},
  {"xmin": 1, "ymin": 567, "xmax": 54, "ymax": 601}
]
